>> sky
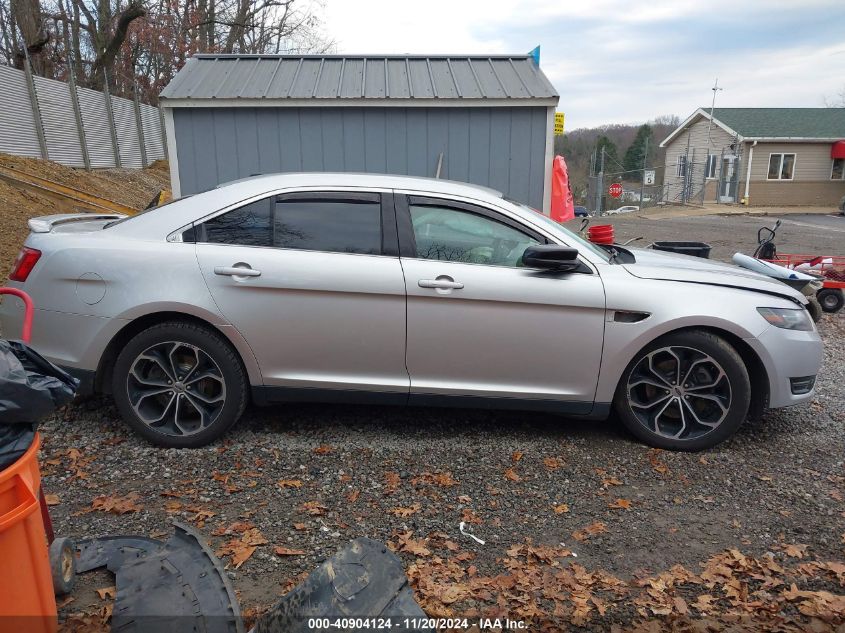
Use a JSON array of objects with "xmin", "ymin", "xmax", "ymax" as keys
[{"xmin": 322, "ymin": 0, "xmax": 845, "ymax": 130}]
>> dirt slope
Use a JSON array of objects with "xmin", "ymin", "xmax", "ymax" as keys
[{"xmin": 0, "ymin": 153, "xmax": 170, "ymax": 276}]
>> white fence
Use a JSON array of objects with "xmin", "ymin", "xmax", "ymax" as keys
[{"xmin": 0, "ymin": 64, "xmax": 167, "ymax": 169}]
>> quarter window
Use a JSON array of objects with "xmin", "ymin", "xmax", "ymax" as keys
[
  {"xmin": 409, "ymin": 204, "xmax": 539, "ymax": 268},
  {"xmin": 768, "ymin": 153, "xmax": 796, "ymax": 180},
  {"xmin": 832, "ymin": 158, "xmax": 845, "ymax": 180},
  {"xmin": 196, "ymin": 194, "xmax": 382, "ymax": 255}
]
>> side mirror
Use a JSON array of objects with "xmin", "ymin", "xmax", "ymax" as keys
[{"xmin": 522, "ymin": 245, "xmax": 580, "ymax": 271}]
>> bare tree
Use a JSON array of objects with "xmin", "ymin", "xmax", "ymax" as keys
[{"xmin": 0, "ymin": 0, "xmax": 333, "ymax": 102}]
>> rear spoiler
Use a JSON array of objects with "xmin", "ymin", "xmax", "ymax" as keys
[{"xmin": 28, "ymin": 213, "xmax": 127, "ymax": 233}]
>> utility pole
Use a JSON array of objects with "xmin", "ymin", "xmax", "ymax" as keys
[
  {"xmin": 597, "ymin": 146, "xmax": 606, "ymax": 215},
  {"xmin": 707, "ymin": 79, "xmax": 723, "ymax": 204},
  {"xmin": 639, "ymin": 136, "xmax": 648, "ymax": 209}
]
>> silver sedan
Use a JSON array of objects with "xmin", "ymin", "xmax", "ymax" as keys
[{"xmin": 0, "ymin": 173, "xmax": 823, "ymax": 450}]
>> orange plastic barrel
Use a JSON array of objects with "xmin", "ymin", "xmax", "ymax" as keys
[{"xmin": 0, "ymin": 434, "xmax": 56, "ymax": 633}]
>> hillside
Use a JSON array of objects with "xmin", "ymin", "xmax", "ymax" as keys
[{"xmin": 0, "ymin": 154, "xmax": 170, "ymax": 276}]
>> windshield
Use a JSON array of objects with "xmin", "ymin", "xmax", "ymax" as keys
[{"xmin": 512, "ymin": 202, "xmax": 611, "ymax": 262}]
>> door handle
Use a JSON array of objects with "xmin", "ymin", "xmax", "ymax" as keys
[
  {"xmin": 214, "ymin": 265, "xmax": 261, "ymax": 277},
  {"xmin": 418, "ymin": 277, "xmax": 464, "ymax": 290}
]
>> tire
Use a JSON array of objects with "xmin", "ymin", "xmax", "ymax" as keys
[
  {"xmin": 806, "ymin": 296, "xmax": 824, "ymax": 323},
  {"xmin": 817, "ymin": 288, "xmax": 844, "ymax": 314},
  {"xmin": 112, "ymin": 321, "xmax": 248, "ymax": 448},
  {"xmin": 613, "ymin": 330, "xmax": 751, "ymax": 451},
  {"xmin": 49, "ymin": 537, "xmax": 76, "ymax": 596}
]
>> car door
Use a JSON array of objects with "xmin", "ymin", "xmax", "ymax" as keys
[
  {"xmin": 193, "ymin": 190, "xmax": 409, "ymax": 398},
  {"xmin": 396, "ymin": 194, "xmax": 606, "ymax": 411}
]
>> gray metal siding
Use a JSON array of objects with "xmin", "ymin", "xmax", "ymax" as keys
[
  {"xmin": 174, "ymin": 106, "xmax": 548, "ymax": 208},
  {"xmin": 0, "ymin": 64, "xmax": 165, "ymax": 168},
  {"xmin": 161, "ymin": 55, "xmax": 559, "ymax": 102},
  {"xmin": 0, "ymin": 65, "xmax": 42, "ymax": 159}
]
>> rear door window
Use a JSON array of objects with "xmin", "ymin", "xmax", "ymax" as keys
[{"xmin": 195, "ymin": 193, "xmax": 383, "ymax": 255}]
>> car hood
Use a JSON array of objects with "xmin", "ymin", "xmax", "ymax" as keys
[{"xmin": 622, "ymin": 247, "xmax": 807, "ymax": 304}]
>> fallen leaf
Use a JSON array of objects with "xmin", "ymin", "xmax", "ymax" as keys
[
  {"xmin": 313, "ymin": 445, "xmax": 333, "ymax": 455},
  {"xmin": 44, "ymin": 493, "xmax": 60, "ymax": 506},
  {"xmin": 301, "ymin": 501, "xmax": 327, "ymax": 516},
  {"xmin": 384, "ymin": 471, "xmax": 401, "ymax": 494},
  {"xmin": 602, "ymin": 476, "xmax": 623, "ymax": 487},
  {"xmin": 277, "ymin": 479, "xmax": 302, "ymax": 489},
  {"xmin": 608, "ymin": 498, "xmax": 632, "ymax": 510},
  {"xmin": 241, "ymin": 527, "xmax": 269, "ymax": 546},
  {"xmin": 274, "ymin": 546, "xmax": 306, "ymax": 556},
  {"xmin": 511, "ymin": 450, "xmax": 524, "ymax": 462},
  {"xmin": 543, "ymin": 457, "xmax": 563, "ymax": 470},
  {"xmin": 395, "ymin": 532, "xmax": 431, "ymax": 557},
  {"xmin": 553, "ymin": 503, "xmax": 570, "ymax": 514},
  {"xmin": 781, "ymin": 543, "xmax": 809, "ymax": 559},
  {"xmin": 95, "ymin": 586, "xmax": 116, "ymax": 600},
  {"xmin": 216, "ymin": 541, "xmax": 256, "ymax": 569},
  {"xmin": 212, "ymin": 521, "xmax": 254, "ymax": 535},
  {"xmin": 647, "ymin": 449, "xmax": 669, "ymax": 474},
  {"xmin": 89, "ymin": 492, "xmax": 143, "ymax": 515},
  {"xmin": 346, "ymin": 489, "xmax": 360, "ymax": 503},
  {"xmin": 572, "ymin": 522, "xmax": 608, "ymax": 542},
  {"xmin": 390, "ymin": 504, "xmax": 421, "ymax": 517},
  {"xmin": 293, "ymin": 523, "xmax": 307, "ymax": 531},
  {"xmin": 504, "ymin": 467, "xmax": 521, "ymax": 482},
  {"xmin": 461, "ymin": 508, "xmax": 482, "ymax": 524}
]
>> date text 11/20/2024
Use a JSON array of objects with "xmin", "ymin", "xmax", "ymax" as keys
[{"xmin": 307, "ymin": 617, "xmax": 528, "ymax": 630}]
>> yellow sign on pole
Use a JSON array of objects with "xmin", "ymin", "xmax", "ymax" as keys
[{"xmin": 554, "ymin": 112, "xmax": 565, "ymax": 136}]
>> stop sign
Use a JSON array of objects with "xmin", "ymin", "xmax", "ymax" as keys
[{"xmin": 608, "ymin": 183, "xmax": 623, "ymax": 198}]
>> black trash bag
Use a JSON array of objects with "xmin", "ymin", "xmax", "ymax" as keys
[
  {"xmin": 0, "ymin": 339, "xmax": 78, "ymax": 425},
  {"xmin": 0, "ymin": 423, "xmax": 35, "ymax": 470}
]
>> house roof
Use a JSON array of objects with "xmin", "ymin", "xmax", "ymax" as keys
[
  {"xmin": 160, "ymin": 54, "xmax": 559, "ymax": 105},
  {"xmin": 660, "ymin": 107, "xmax": 845, "ymax": 147}
]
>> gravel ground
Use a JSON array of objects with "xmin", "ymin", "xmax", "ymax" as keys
[{"xmin": 24, "ymin": 213, "xmax": 845, "ymax": 628}]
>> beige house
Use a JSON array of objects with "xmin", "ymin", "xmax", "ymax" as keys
[{"xmin": 660, "ymin": 108, "xmax": 845, "ymax": 206}]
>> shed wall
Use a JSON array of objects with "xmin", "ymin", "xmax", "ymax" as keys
[{"xmin": 172, "ymin": 106, "xmax": 548, "ymax": 208}]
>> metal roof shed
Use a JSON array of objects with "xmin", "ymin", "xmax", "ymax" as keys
[{"xmin": 159, "ymin": 54, "xmax": 559, "ymax": 209}]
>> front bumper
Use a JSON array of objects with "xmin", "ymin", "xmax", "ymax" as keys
[{"xmin": 744, "ymin": 325, "xmax": 823, "ymax": 409}]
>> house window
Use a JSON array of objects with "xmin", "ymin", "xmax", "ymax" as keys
[
  {"xmin": 833, "ymin": 158, "xmax": 845, "ymax": 180},
  {"xmin": 767, "ymin": 153, "xmax": 796, "ymax": 180},
  {"xmin": 676, "ymin": 155, "xmax": 687, "ymax": 177},
  {"xmin": 705, "ymin": 155, "xmax": 718, "ymax": 179}
]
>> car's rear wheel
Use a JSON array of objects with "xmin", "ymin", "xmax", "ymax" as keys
[
  {"xmin": 613, "ymin": 331, "xmax": 751, "ymax": 451},
  {"xmin": 112, "ymin": 321, "xmax": 247, "ymax": 448}
]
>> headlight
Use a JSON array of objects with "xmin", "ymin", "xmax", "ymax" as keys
[{"xmin": 757, "ymin": 307, "xmax": 813, "ymax": 331}]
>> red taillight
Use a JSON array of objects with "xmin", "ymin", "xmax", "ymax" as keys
[{"xmin": 9, "ymin": 247, "xmax": 41, "ymax": 282}]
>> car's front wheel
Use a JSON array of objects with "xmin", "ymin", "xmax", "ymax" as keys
[
  {"xmin": 613, "ymin": 331, "xmax": 751, "ymax": 451},
  {"xmin": 112, "ymin": 321, "xmax": 248, "ymax": 448}
]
